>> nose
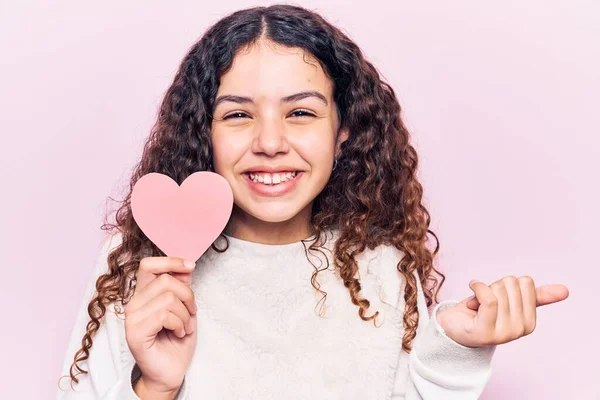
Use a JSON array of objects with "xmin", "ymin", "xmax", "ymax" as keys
[{"xmin": 251, "ymin": 117, "xmax": 289, "ymax": 156}]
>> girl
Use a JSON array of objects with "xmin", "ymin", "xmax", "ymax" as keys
[{"xmin": 57, "ymin": 4, "xmax": 568, "ymax": 400}]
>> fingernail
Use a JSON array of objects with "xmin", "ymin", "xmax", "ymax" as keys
[
  {"xmin": 184, "ymin": 259, "xmax": 195, "ymax": 269},
  {"xmin": 469, "ymin": 279, "xmax": 478, "ymax": 285}
]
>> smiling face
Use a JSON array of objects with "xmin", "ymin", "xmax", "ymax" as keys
[{"xmin": 210, "ymin": 38, "xmax": 348, "ymax": 242}]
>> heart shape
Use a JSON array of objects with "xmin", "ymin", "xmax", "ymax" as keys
[{"xmin": 131, "ymin": 171, "xmax": 233, "ymax": 262}]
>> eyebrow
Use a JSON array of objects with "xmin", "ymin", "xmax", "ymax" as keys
[{"xmin": 213, "ymin": 90, "xmax": 329, "ymax": 110}]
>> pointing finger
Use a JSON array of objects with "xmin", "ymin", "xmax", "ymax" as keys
[
  {"xmin": 127, "ymin": 273, "xmax": 197, "ymax": 316},
  {"xmin": 469, "ymin": 280, "xmax": 498, "ymax": 330}
]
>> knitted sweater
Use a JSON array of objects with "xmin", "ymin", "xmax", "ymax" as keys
[{"xmin": 57, "ymin": 230, "xmax": 496, "ymax": 399}]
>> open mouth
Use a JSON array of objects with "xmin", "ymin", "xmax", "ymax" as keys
[
  {"xmin": 242, "ymin": 171, "xmax": 304, "ymax": 196},
  {"xmin": 243, "ymin": 171, "xmax": 300, "ymax": 185}
]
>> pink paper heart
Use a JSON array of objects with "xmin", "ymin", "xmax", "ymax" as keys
[{"xmin": 131, "ymin": 171, "xmax": 233, "ymax": 262}]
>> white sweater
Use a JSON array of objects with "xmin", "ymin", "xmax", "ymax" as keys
[{"xmin": 57, "ymin": 230, "xmax": 496, "ymax": 399}]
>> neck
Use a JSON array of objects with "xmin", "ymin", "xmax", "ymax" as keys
[{"xmin": 224, "ymin": 203, "xmax": 314, "ymax": 245}]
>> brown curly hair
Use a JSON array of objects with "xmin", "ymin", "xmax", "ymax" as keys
[{"xmin": 60, "ymin": 4, "xmax": 445, "ymax": 389}]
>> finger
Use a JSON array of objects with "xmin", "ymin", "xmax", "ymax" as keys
[
  {"xmin": 467, "ymin": 282, "xmax": 570, "ymax": 309},
  {"xmin": 503, "ymin": 276, "xmax": 524, "ymax": 330},
  {"xmin": 489, "ymin": 279, "xmax": 510, "ymax": 332},
  {"xmin": 465, "ymin": 294, "xmax": 480, "ymax": 310},
  {"xmin": 169, "ymin": 271, "xmax": 194, "ymax": 287},
  {"xmin": 136, "ymin": 256, "xmax": 196, "ymax": 291},
  {"xmin": 519, "ymin": 276, "xmax": 537, "ymax": 335},
  {"xmin": 128, "ymin": 291, "xmax": 193, "ymax": 337},
  {"xmin": 144, "ymin": 309, "xmax": 187, "ymax": 338},
  {"xmin": 126, "ymin": 273, "xmax": 197, "ymax": 317},
  {"xmin": 469, "ymin": 280, "xmax": 498, "ymax": 330},
  {"xmin": 535, "ymin": 284, "xmax": 570, "ymax": 307}
]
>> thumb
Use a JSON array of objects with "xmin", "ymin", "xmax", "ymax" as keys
[
  {"xmin": 461, "ymin": 294, "xmax": 480, "ymax": 310},
  {"xmin": 461, "ymin": 280, "xmax": 481, "ymax": 310},
  {"xmin": 166, "ymin": 257, "xmax": 196, "ymax": 286}
]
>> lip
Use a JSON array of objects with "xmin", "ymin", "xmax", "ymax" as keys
[
  {"xmin": 243, "ymin": 166, "xmax": 301, "ymax": 173},
  {"xmin": 243, "ymin": 171, "xmax": 304, "ymax": 197}
]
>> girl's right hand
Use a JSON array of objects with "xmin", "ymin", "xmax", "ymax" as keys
[{"xmin": 123, "ymin": 256, "xmax": 198, "ymax": 395}]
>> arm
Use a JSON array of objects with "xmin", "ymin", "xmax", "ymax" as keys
[
  {"xmin": 56, "ymin": 233, "xmax": 189, "ymax": 399},
  {"xmin": 391, "ymin": 271, "xmax": 496, "ymax": 400}
]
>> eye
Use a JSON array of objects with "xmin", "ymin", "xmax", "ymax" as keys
[
  {"xmin": 289, "ymin": 109, "xmax": 316, "ymax": 119},
  {"xmin": 223, "ymin": 112, "xmax": 250, "ymax": 120},
  {"xmin": 221, "ymin": 109, "xmax": 316, "ymax": 120}
]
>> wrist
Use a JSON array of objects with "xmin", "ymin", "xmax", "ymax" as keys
[{"xmin": 134, "ymin": 376, "xmax": 182, "ymax": 400}]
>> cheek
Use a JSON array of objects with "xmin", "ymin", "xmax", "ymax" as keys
[
  {"xmin": 211, "ymin": 133, "xmax": 248, "ymax": 170},
  {"xmin": 293, "ymin": 133, "xmax": 335, "ymax": 170}
]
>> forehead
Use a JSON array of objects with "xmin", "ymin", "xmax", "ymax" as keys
[{"xmin": 217, "ymin": 39, "xmax": 333, "ymax": 99}]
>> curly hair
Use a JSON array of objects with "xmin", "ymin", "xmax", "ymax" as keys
[{"xmin": 60, "ymin": 4, "xmax": 445, "ymax": 388}]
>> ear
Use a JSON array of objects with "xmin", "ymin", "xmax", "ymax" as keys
[{"xmin": 335, "ymin": 126, "xmax": 349, "ymax": 158}]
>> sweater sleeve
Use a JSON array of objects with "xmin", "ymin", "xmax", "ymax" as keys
[
  {"xmin": 56, "ymin": 233, "xmax": 189, "ymax": 399},
  {"xmin": 390, "ymin": 270, "xmax": 496, "ymax": 400}
]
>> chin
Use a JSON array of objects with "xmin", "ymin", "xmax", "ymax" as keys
[{"xmin": 244, "ymin": 204, "xmax": 305, "ymax": 223}]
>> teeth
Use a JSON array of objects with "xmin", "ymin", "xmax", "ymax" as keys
[{"xmin": 248, "ymin": 171, "xmax": 298, "ymax": 184}]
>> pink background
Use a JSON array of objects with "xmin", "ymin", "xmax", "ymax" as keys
[{"xmin": 1, "ymin": 1, "xmax": 597, "ymax": 398}]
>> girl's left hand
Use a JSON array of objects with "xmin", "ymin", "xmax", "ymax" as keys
[{"xmin": 436, "ymin": 276, "xmax": 569, "ymax": 348}]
